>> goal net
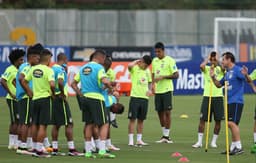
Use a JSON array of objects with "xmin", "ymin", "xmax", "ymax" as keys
[
  {"xmin": 214, "ymin": 17, "xmax": 256, "ymax": 62},
  {"xmin": 0, "ymin": 12, "xmax": 13, "ymax": 44}
]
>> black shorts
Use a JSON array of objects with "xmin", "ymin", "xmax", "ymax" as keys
[
  {"xmin": 52, "ymin": 96, "xmax": 73, "ymax": 126},
  {"xmin": 6, "ymin": 99, "xmax": 19, "ymax": 123},
  {"xmin": 228, "ymin": 103, "xmax": 244, "ymax": 125},
  {"xmin": 155, "ymin": 91, "xmax": 173, "ymax": 112},
  {"xmin": 106, "ymin": 107, "xmax": 111, "ymax": 123},
  {"xmin": 18, "ymin": 98, "xmax": 33, "ymax": 125},
  {"xmin": 200, "ymin": 97, "xmax": 224, "ymax": 122},
  {"xmin": 32, "ymin": 97, "xmax": 52, "ymax": 125},
  {"xmin": 128, "ymin": 97, "xmax": 148, "ymax": 120},
  {"xmin": 81, "ymin": 97, "xmax": 108, "ymax": 126},
  {"xmin": 76, "ymin": 94, "xmax": 83, "ymax": 111}
]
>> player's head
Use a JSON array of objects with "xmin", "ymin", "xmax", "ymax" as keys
[
  {"xmin": 221, "ymin": 52, "xmax": 235, "ymax": 68},
  {"xmin": 91, "ymin": 49, "xmax": 106, "ymax": 65},
  {"xmin": 209, "ymin": 51, "xmax": 218, "ymax": 66},
  {"xmin": 57, "ymin": 52, "xmax": 68, "ymax": 65},
  {"xmin": 27, "ymin": 43, "xmax": 44, "ymax": 66},
  {"xmin": 8, "ymin": 49, "xmax": 25, "ymax": 68},
  {"xmin": 103, "ymin": 55, "xmax": 112, "ymax": 71},
  {"xmin": 154, "ymin": 42, "xmax": 165, "ymax": 59},
  {"xmin": 110, "ymin": 103, "xmax": 125, "ymax": 114},
  {"xmin": 40, "ymin": 49, "xmax": 52, "ymax": 66},
  {"xmin": 138, "ymin": 55, "xmax": 152, "ymax": 70}
]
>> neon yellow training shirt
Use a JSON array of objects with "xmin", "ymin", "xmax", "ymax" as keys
[
  {"xmin": 152, "ymin": 55, "xmax": 178, "ymax": 94},
  {"xmin": 1, "ymin": 65, "xmax": 17, "ymax": 99},
  {"xmin": 250, "ymin": 69, "xmax": 256, "ymax": 81},
  {"xmin": 25, "ymin": 64, "xmax": 55, "ymax": 100},
  {"xmin": 129, "ymin": 65, "xmax": 152, "ymax": 99},
  {"xmin": 202, "ymin": 65, "xmax": 223, "ymax": 97}
]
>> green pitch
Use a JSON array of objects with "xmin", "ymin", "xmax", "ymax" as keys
[{"xmin": 0, "ymin": 95, "xmax": 256, "ymax": 163}]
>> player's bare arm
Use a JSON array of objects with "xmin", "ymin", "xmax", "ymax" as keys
[
  {"xmin": 21, "ymin": 79, "xmax": 33, "ymax": 98},
  {"xmin": 0, "ymin": 78, "xmax": 16, "ymax": 99},
  {"xmin": 210, "ymin": 67, "xmax": 222, "ymax": 88},
  {"xmin": 58, "ymin": 78, "xmax": 66, "ymax": 99},
  {"xmin": 49, "ymin": 80, "xmax": 55, "ymax": 99},
  {"xmin": 71, "ymin": 80, "xmax": 83, "ymax": 97},
  {"xmin": 154, "ymin": 71, "xmax": 179, "ymax": 82},
  {"xmin": 128, "ymin": 59, "xmax": 140, "ymax": 71},
  {"xmin": 200, "ymin": 54, "xmax": 211, "ymax": 71}
]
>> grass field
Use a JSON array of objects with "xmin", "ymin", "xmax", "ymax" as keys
[{"xmin": 0, "ymin": 95, "xmax": 256, "ymax": 163}]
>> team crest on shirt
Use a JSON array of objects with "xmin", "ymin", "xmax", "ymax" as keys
[
  {"xmin": 140, "ymin": 77, "xmax": 146, "ymax": 84},
  {"xmin": 33, "ymin": 69, "xmax": 43, "ymax": 78},
  {"xmin": 82, "ymin": 67, "xmax": 92, "ymax": 75}
]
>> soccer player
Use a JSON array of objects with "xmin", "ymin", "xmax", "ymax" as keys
[
  {"xmin": 192, "ymin": 52, "xmax": 224, "ymax": 148},
  {"xmin": 243, "ymin": 69, "xmax": 256, "ymax": 153},
  {"xmin": 1, "ymin": 49, "xmax": 25, "ymax": 150},
  {"xmin": 16, "ymin": 44, "xmax": 42, "ymax": 154},
  {"xmin": 127, "ymin": 55, "xmax": 152, "ymax": 146},
  {"xmin": 51, "ymin": 53, "xmax": 82, "ymax": 156},
  {"xmin": 152, "ymin": 42, "xmax": 179, "ymax": 143},
  {"xmin": 71, "ymin": 50, "xmax": 116, "ymax": 158},
  {"xmin": 210, "ymin": 52, "xmax": 248, "ymax": 155},
  {"xmin": 22, "ymin": 49, "xmax": 55, "ymax": 158}
]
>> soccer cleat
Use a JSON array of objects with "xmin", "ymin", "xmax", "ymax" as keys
[
  {"xmin": 250, "ymin": 144, "xmax": 256, "ymax": 153},
  {"xmin": 68, "ymin": 149, "xmax": 84, "ymax": 156},
  {"xmin": 135, "ymin": 140, "xmax": 149, "ymax": 147},
  {"xmin": 111, "ymin": 119, "xmax": 118, "ymax": 128},
  {"xmin": 8, "ymin": 145, "xmax": 18, "ymax": 150},
  {"xmin": 155, "ymin": 136, "xmax": 173, "ymax": 144},
  {"xmin": 107, "ymin": 144, "xmax": 120, "ymax": 151},
  {"xmin": 98, "ymin": 151, "xmax": 116, "ymax": 159},
  {"xmin": 192, "ymin": 142, "xmax": 202, "ymax": 148},
  {"xmin": 32, "ymin": 152, "xmax": 51, "ymax": 158},
  {"xmin": 220, "ymin": 150, "xmax": 230, "ymax": 155},
  {"xmin": 229, "ymin": 147, "xmax": 244, "ymax": 155},
  {"xmin": 128, "ymin": 142, "xmax": 134, "ymax": 146},
  {"xmin": 85, "ymin": 152, "xmax": 96, "ymax": 158},
  {"xmin": 210, "ymin": 142, "xmax": 218, "ymax": 148},
  {"xmin": 51, "ymin": 149, "xmax": 66, "ymax": 156}
]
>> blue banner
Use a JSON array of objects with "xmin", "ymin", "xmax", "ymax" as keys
[{"xmin": 173, "ymin": 61, "xmax": 256, "ymax": 95}]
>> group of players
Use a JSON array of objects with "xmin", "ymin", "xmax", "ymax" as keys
[{"xmin": 1, "ymin": 41, "xmax": 256, "ymax": 158}]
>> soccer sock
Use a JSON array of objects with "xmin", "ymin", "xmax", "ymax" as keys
[
  {"xmin": 163, "ymin": 129, "xmax": 170, "ymax": 137},
  {"xmin": 254, "ymin": 132, "xmax": 256, "ymax": 143},
  {"xmin": 99, "ymin": 140, "xmax": 106, "ymax": 152},
  {"xmin": 20, "ymin": 142, "xmax": 27, "ymax": 149},
  {"xmin": 52, "ymin": 141, "xmax": 58, "ymax": 149},
  {"xmin": 110, "ymin": 112, "xmax": 116, "ymax": 121},
  {"xmin": 128, "ymin": 134, "xmax": 134, "ymax": 144},
  {"xmin": 33, "ymin": 142, "xmax": 37, "ymax": 150},
  {"xmin": 14, "ymin": 135, "xmax": 18, "ymax": 147},
  {"xmin": 43, "ymin": 137, "xmax": 51, "ymax": 148},
  {"xmin": 9, "ymin": 134, "xmax": 15, "ymax": 146},
  {"xmin": 235, "ymin": 141, "xmax": 242, "ymax": 149},
  {"xmin": 137, "ymin": 134, "xmax": 142, "ymax": 142},
  {"xmin": 198, "ymin": 133, "xmax": 204, "ymax": 144},
  {"xmin": 36, "ymin": 142, "xmax": 43, "ymax": 152},
  {"xmin": 95, "ymin": 139, "xmax": 100, "ymax": 149},
  {"xmin": 85, "ymin": 141, "xmax": 92, "ymax": 153},
  {"xmin": 161, "ymin": 127, "xmax": 165, "ymax": 136},
  {"xmin": 26, "ymin": 137, "xmax": 33, "ymax": 149},
  {"xmin": 211, "ymin": 134, "xmax": 218, "ymax": 144},
  {"xmin": 67, "ymin": 141, "xmax": 75, "ymax": 150},
  {"xmin": 106, "ymin": 139, "xmax": 112, "ymax": 147},
  {"xmin": 91, "ymin": 137, "xmax": 96, "ymax": 149},
  {"xmin": 230, "ymin": 142, "xmax": 235, "ymax": 151}
]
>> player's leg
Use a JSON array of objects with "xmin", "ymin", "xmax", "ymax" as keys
[
  {"xmin": 136, "ymin": 98, "xmax": 148, "ymax": 146},
  {"xmin": 106, "ymin": 108, "xmax": 120, "ymax": 151},
  {"xmin": 210, "ymin": 97, "xmax": 223, "ymax": 148},
  {"xmin": 162, "ymin": 92, "xmax": 173, "ymax": 143},
  {"xmin": 251, "ymin": 106, "xmax": 256, "ymax": 153},
  {"xmin": 51, "ymin": 125, "xmax": 60, "ymax": 155},
  {"xmin": 128, "ymin": 97, "xmax": 139, "ymax": 146},
  {"xmin": 110, "ymin": 112, "xmax": 118, "ymax": 128},
  {"xmin": 6, "ymin": 99, "xmax": 19, "ymax": 150},
  {"xmin": 226, "ymin": 103, "xmax": 244, "ymax": 155},
  {"xmin": 154, "ymin": 94, "xmax": 166, "ymax": 142}
]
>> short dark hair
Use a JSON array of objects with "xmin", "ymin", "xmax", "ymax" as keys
[
  {"xmin": 154, "ymin": 42, "xmax": 165, "ymax": 50},
  {"xmin": 57, "ymin": 52, "xmax": 67, "ymax": 62},
  {"xmin": 40, "ymin": 49, "xmax": 52, "ymax": 62},
  {"xmin": 8, "ymin": 49, "xmax": 25, "ymax": 64},
  {"xmin": 210, "ymin": 51, "xmax": 216, "ymax": 58},
  {"xmin": 222, "ymin": 52, "xmax": 235, "ymax": 63},
  {"xmin": 104, "ymin": 55, "xmax": 112, "ymax": 71},
  {"xmin": 142, "ymin": 55, "xmax": 152, "ymax": 65},
  {"xmin": 91, "ymin": 49, "xmax": 106, "ymax": 60},
  {"xmin": 27, "ymin": 43, "xmax": 44, "ymax": 56}
]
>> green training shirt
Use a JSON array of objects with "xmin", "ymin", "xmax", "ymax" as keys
[
  {"xmin": 152, "ymin": 55, "xmax": 178, "ymax": 94},
  {"xmin": 106, "ymin": 68, "xmax": 116, "ymax": 82},
  {"xmin": 1, "ymin": 65, "xmax": 17, "ymax": 99},
  {"xmin": 25, "ymin": 64, "xmax": 55, "ymax": 100},
  {"xmin": 202, "ymin": 65, "xmax": 223, "ymax": 97},
  {"xmin": 250, "ymin": 69, "xmax": 256, "ymax": 81},
  {"xmin": 129, "ymin": 65, "xmax": 152, "ymax": 99}
]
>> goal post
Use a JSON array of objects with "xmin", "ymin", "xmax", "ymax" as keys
[{"xmin": 214, "ymin": 17, "xmax": 256, "ymax": 62}]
